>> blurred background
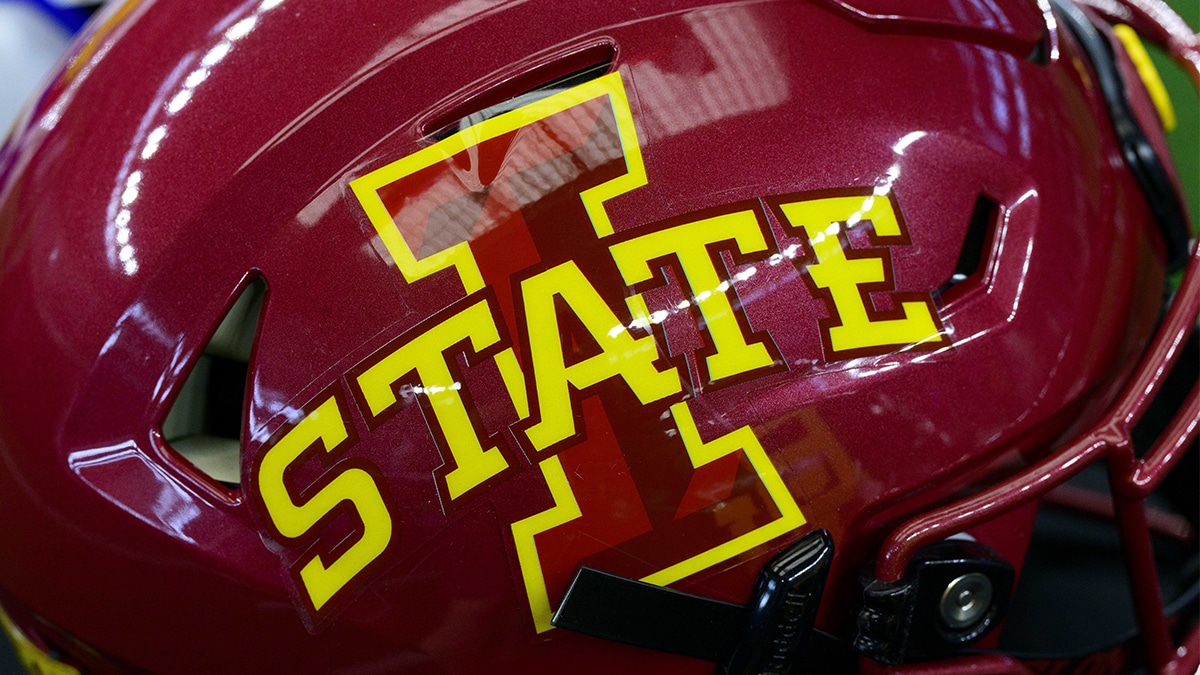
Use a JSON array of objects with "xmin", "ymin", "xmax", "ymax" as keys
[{"xmin": 0, "ymin": 0, "xmax": 97, "ymax": 134}]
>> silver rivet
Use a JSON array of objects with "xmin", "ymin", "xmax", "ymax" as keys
[{"xmin": 939, "ymin": 572, "xmax": 993, "ymax": 630}]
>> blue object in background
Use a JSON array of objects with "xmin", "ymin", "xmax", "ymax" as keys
[
  {"xmin": 0, "ymin": 0, "xmax": 103, "ymax": 136},
  {"xmin": 21, "ymin": 0, "xmax": 97, "ymax": 34},
  {"xmin": 0, "ymin": 1, "xmax": 69, "ymax": 135}
]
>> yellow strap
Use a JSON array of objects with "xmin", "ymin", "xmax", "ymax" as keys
[
  {"xmin": 1113, "ymin": 24, "xmax": 1178, "ymax": 131},
  {"xmin": 0, "ymin": 607, "xmax": 80, "ymax": 675}
]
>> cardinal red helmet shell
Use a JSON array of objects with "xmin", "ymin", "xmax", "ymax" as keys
[{"xmin": 0, "ymin": 0, "xmax": 1196, "ymax": 673}]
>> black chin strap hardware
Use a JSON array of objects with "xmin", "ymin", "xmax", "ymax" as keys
[
  {"xmin": 552, "ymin": 529, "xmax": 834, "ymax": 675},
  {"xmin": 853, "ymin": 540, "xmax": 1015, "ymax": 665}
]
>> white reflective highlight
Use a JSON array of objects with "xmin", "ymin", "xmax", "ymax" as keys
[{"xmin": 225, "ymin": 16, "xmax": 258, "ymax": 41}]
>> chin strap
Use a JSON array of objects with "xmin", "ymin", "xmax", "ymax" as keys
[
  {"xmin": 552, "ymin": 529, "xmax": 835, "ymax": 675},
  {"xmin": 1051, "ymin": 0, "xmax": 1191, "ymax": 272}
]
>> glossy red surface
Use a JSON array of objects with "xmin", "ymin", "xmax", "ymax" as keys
[{"xmin": 0, "ymin": 0, "xmax": 1190, "ymax": 672}]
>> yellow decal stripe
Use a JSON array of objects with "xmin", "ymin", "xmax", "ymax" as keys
[
  {"xmin": 348, "ymin": 72, "xmax": 645, "ymax": 295},
  {"xmin": 578, "ymin": 75, "xmax": 647, "ymax": 238},
  {"xmin": 349, "ymin": 71, "xmax": 644, "ymax": 455},
  {"xmin": 512, "ymin": 401, "xmax": 805, "ymax": 633},
  {"xmin": 642, "ymin": 402, "xmax": 806, "ymax": 585},
  {"xmin": 511, "ymin": 455, "xmax": 584, "ymax": 634}
]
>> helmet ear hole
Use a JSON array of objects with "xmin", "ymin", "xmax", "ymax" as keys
[{"xmin": 161, "ymin": 276, "xmax": 266, "ymax": 489}]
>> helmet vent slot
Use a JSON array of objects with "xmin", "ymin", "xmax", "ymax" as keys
[
  {"xmin": 161, "ymin": 276, "xmax": 266, "ymax": 490},
  {"xmin": 424, "ymin": 42, "xmax": 616, "ymax": 142},
  {"xmin": 936, "ymin": 195, "xmax": 997, "ymax": 301}
]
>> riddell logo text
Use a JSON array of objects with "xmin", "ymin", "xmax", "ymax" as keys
[{"xmin": 250, "ymin": 72, "xmax": 947, "ymax": 630}]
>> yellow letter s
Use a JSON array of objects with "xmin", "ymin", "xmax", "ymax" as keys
[{"xmin": 256, "ymin": 393, "xmax": 393, "ymax": 615}]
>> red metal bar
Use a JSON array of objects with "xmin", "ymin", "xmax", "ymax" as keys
[
  {"xmin": 1130, "ymin": 385, "xmax": 1200, "ymax": 497},
  {"xmin": 874, "ymin": 434, "xmax": 1115, "ymax": 582},
  {"xmin": 1108, "ymin": 452, "xmax": 1174, "ymax": 671},
  {"xmin": 877, "ymin": 241, "xmax": 1198, "ymax": 581},
  {"xmin": 1112, "ymin": 248, "xmax": 1200, "ymax": 431},
  {"xmin": 1044, "ymin": 482, "xmax": 1196, "ymax": 544}
]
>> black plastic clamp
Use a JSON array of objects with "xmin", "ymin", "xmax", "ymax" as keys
[{"xmin": 853, "ymin": 539, "xmax": 1015, "ymax": 665}]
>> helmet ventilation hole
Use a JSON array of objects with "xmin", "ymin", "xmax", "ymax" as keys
[
  {"xmin": 424, "ymin": 43, "xmax": 616, "ymax": 142},
  {"xmin": 936, "ymin": 195, "xmax": 998, "ymax": 301},
  {"xmin": 161, "ymin": 276, "xmax": 266, "ymax": 490}
]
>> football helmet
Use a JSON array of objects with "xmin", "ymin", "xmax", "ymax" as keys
[{"xmin": 0, "ymin": 0, "xmax": 1196, "ymax": 672}]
